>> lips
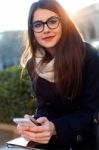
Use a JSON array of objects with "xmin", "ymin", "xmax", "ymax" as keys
[{"xmin": 42, "ymin": 36, "xmax": 55, "ymax": 41}]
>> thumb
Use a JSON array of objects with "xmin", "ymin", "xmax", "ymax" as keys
[
  {"xmin": 24, "ymin": 114, "xmax": 31, "ymax": 119},
  {"xmin": 24, "ymin": 114, "xmax": 34, "ymax": 118},
  {"xmin": 36, "ymin": 117, "xmax": 48, "ymax": 124}
]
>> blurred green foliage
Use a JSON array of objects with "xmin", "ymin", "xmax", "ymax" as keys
[{"xmin": 0, "ymin": 66, "xmax": 36, "ymax": 123}]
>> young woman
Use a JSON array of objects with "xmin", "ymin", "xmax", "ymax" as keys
[{"xmin": 17, "ymin": 0, "xmax": 99, "ymax": 149}]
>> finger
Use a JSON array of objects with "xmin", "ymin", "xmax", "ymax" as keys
[
  {"xmin": 27, "ymin": 138, "xmax": 49, "ymax": 144},
  {"xmin": 29, "ymin": 116, "xmax": 39, "ymax": 125},
  {"xmin": 17, "ymin": 124, "xmax": 22, "ymax": 131},
  {"xmin": 22, "ymin": 130, "xmax": 51, "ymax": 139},
  {"xmin": 22, "ymin": 134, "xmax": 50, "ymax": 144},
  {"xmin": 17, "ymin": 124, "xmax": 30, "ymax": 134},
  {"xmin": 24, "ymin": 114, "xmax": 31, "ymax": 119},
  {"xmin": 17, "ymin": 124, "xmax": 24, "ymax": 134},
  {"xmin": 23, "ymin": 136, "xmax": 50, "ymax": 144},
  {"xmin": 23, "ymin": 134, "xmax": 50, "ymax": 141},
  {"xmin": 36, "ymin": 117, "xmax": 48, "ymax": 124},
  {"xmin": 28, "ymin": 125, "xmax": 49, "ymax": 133},
  {"xmin": 24, "ymin": 115, "xmax": 37, "ymax": 125}
]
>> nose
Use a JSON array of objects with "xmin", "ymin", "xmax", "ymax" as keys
[{"xmin": 43, "ymin": 24, "xmax": 50, "ymax": 33}]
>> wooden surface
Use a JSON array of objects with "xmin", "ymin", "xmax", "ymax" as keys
[{"xmin": 0, "ymin": 123, "xmax": 18, "ymax": 146}]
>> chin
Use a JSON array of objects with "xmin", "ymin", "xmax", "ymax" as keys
[{"xmin": 43, "ymin": 43, "xmax": 57, "ymax": 49}]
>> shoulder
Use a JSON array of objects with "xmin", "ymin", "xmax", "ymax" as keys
[
  {"xmin": 82, "ymin": 42, "xmax": 99, "ymax": 78},
  {"xmin": 26, "ymin": 57, "xmax": 33, "ymax": 68},
  {"xmin": 83, "ymin": 42, "xmax": 99, "ymax": 67},
  {"xmin": 84, "ymin": 42, "xmax": 99, "ymax": 60},
  {"xmin": 25, "ymin": 58, "xmax": 34, "ymax": 77}
]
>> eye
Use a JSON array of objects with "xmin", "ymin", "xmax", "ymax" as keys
[
  {"xmin": 33, "ymin": 22, "xmax": 43, "ymax": 28},
  {"xmin": 48, "ymin": 18, "xmax": 58, "ymax": 24}
]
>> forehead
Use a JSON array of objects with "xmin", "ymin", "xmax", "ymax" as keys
[{"xmin": 33, "ymin": 8, "xmax": 58, "ymax": 21}]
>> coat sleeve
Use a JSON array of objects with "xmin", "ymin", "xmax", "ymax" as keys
[{"xmin": 52, "ymin": 44, "xmax": 99, "ymax": 145}]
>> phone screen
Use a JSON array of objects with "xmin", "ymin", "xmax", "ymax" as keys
[{"xmin": 13, "ymin": 118, "xmax": 36, "ymax": 126}]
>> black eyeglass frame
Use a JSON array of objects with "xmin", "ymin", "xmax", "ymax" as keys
[{"xmin": 31, "ymin": 16, "xmax": 60, "ymax": 33}]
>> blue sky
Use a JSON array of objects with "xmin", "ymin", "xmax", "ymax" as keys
[{"xmin": 0, "ymin": 0, "xmax": 99, "ymax": 31}]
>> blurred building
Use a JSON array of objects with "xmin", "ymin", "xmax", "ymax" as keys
[
  {"xmin": 0, "ymin": 31, "xmax": 25, "ymax": 70},
  {"xmin": 73, "ymin": 3, "xmax": 99, "ymax": 43}
]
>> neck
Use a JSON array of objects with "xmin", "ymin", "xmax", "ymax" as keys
[{"xmin": 47, "ymin": 48, "xmax": 56, "ymax": 57}]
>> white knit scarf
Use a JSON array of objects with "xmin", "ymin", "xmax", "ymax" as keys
[{"xmin": 35, "ymin": 50, "xmax": 54, "ymax": 83}]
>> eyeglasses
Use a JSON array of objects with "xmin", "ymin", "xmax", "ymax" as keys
[{"xmin": 31, "ymin": 16, "xmax": 60, "ymax": 33}]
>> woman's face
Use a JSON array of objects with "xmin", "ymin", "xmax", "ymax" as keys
[{"xmin": 32, "ymin": 8, "xmax": 62, "ymax": 50}]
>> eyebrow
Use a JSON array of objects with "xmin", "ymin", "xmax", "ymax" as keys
[{"xmin": 33, "ymin": 16, "xmax": 58, "ymax": 23}]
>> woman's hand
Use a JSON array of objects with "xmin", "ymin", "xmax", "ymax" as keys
[{"xmin": 17, "ymin": 117, "xmax": 56, "ymax": 144}]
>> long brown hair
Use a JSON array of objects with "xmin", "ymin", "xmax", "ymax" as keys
[{"xmin": 21, "ymin": 0, "xmax": 85, "ymax": 98}]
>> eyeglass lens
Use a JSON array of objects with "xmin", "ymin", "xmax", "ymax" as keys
[{"xmin": 32, "ymin": 16, "xmax": 60, "ymax": 33}]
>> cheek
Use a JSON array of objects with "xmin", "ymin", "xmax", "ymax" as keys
[
  {"xmin": 55, "ymin": 26, "xmax": 62, "ymax": 42},
  {"xmin": 58, "ymin": 26, "xmax": 62, "ymax": 38},
  {"xmin": 34, "ymin": 33, "xmax": 42, "ymax": 43}
]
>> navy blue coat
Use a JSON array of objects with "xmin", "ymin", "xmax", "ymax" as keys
[{"xmin": 27, "ymin": 43, "xmax": 99, "ymax": 150}]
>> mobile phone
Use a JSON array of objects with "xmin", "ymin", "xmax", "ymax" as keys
[{"xmin": 13, "ymin": 118, "xmax": 38, "ymax": 126}]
